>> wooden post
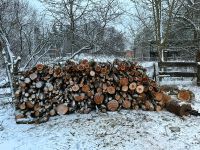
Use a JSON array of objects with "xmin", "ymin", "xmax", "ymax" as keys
[
  {"xmin": 153, "ymin": 63, "xmax": 157, "ymax": 82},
  {"xmin": 163, "ymin": 50, "xmax": 168, "ymax": 62},
  {"xmin": 196, "ymin": 51, "xmax": 200, "ymax": 86}
]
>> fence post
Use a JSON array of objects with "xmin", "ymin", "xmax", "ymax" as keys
[
  {"xmin": 153, "ymin": 63, "xmax": 157, "ymax": 82},
  {"xmin": 196, "ymin": 51, "xmax": 200, "ymax": 86}
]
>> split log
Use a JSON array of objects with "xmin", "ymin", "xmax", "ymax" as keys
[
  {"xmin": 122, "ymin": 100, "xmax": 131, "ymax": 109},
  {"xmin": 25, "ymin": 101, "xmax": 34, "ymax": 109},
  {"xmin": 29, "ymin": 72, "xmax": 37, "ymax": 81}
]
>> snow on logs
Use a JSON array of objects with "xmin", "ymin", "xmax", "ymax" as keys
[{"xmin": 14, "ymin": 59, "xmax": 194, "ymax": 124}]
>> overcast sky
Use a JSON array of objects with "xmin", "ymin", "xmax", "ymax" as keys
[{"xmin": 28, "ymin": 0, "xmax": 137, "ymax": 49}]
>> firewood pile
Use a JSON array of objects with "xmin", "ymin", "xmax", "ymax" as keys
[{"xmin": 14, "ymin": 59, "xmax": 199, "ymax": 124}]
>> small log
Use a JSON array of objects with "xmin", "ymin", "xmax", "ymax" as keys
[
  {"xmin": 24, "ymin": 78, "xmax": 31, "ymax": 84},
  {"xmin": 122, "ymin": 85, "xmax": 128, "ymax": 92},
  {"xmin": 84, "ymin": 63, "xmax": 90, "ymax": 69},
  {"xmin": 107, "ymin": 100, "xmax": 119, "ymax": 111},
  {"xmin": 136, "ymin": 85, "xmax": 144, "ymax": 94},
  {"xmin": 82, "ymin": 84, "xmax": 90, "ymax": 93},
  {"xmin": 49, "ymin": 109, "xmax": 56, "ymax": 116},
  {"xmin": 74, "ymin": 93, "xmax": 85, "ymax": 102},
  {"xmin": 115, "ymin": 94, "xmax": 121, "ymax": 101},
  {"xmin": 19, "ymin": 102, "xmax": 26, "ymax": 110},
  {"xmin": 95, "ymin": 65, "xmax": 101, "ymax": 72},
  {"xmin": 77, "ymin": 64, "xmax": 85, "ymax": 71},
  {"xmin": 155, "ymin": 105, "xmax": 162, "ymax": 111},
  {"xmin": 43, "ymin": 75, "xmax": 51, "ymax": 81},
  {"xmin": 154, "ymin": 92, "xmax": 171, "ymax": 106},
  {"xmin": 87, "ymin": 90, "xmax": 94, "ymax": 97},
  {"xmin": 144, "ymin": 100, "xmax": 154, "ymax": 111},
  {"xmin": 15, "ymin": 110, "xmax": 26, "ymax": 120},
  {"xmin": 53, "ymin": 66, "xmax": 63, "ymax": 77},
  {"xmin": 118, "ymin": 64, "xmax": 126, "ymax": 71},
  {"xmin": 15, "ymin": 114, "xmax": 25, "ymax": 120},
  {"xmin": 29, "ymin": 72, "xmax": 37, "ymax": 80},
  {"xmin": 36, "ymin": 64, "xmax": 44, "ymax": 71},
  {"xmin": 119, "ymin": 78, "xmax": 129, "ymax": 86},
  {"xmin": 56, "ymin": 104, "xmax": 69, "ymax": 115},
  {"xmin": 107, "ymin": 86, "xmax": 116, "ymax": 94},
  {"xmin": 129, "ymin": 82, "xmax": 137, "ymax": 91},
  {"xmin": 177, "ymin": 90, "xmax": 192, "ymax": 102},
  {"xmin": 96, "ymin": 87, "xmax": 103, "ymax": 93},
  {"xmin": 34, "ymin": 103, "xmax": 40, "ymax": 111},
  {"xmin": 48, "ymin": 67, "xmax": 54, "ymax": 74},
  {"xmin": 122, "ymin": 100, "xmax": 131, "ymax": 109},
  {"xmin": 84, "ymin": 108, "xmax": 91, "ymax": 114},
  {"xmin": 25, "ymin": 101, "xmax": 34, "ymax": 109},
  {"xmin": 19, "ymin": 81, "xmax": 26, "ymax": 88},
  {"xmin": 15, "ymin": 90, "xmax": 21, "ymax": 98},
  {"xmin": 72, "ymin": 84, "xmax": 80, "ymax": 92},
  {"xmin": 46, "ymin": 82, "xmax": 54, "ymax": 92},
  {"xmin": 166, "ymin": 99, "xmax": 192, "ymax": 116},
  {"xmin": 101, "ymin": 67, "xmax": 108, "ymax": 75},
  {"xmin": 36, "ymin": 81, "xmax": 44, "ymax": 89},
  {"xmin": 90, "ymin": 70, "xmax": 95, "ymax": 76},
  {"xmin": 94, "ymin": 93, "xmax": 104, "ymax": 105}
]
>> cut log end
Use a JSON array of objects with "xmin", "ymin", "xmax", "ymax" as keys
[
  {"xmin": 120, "ymin": 78, "xmax": 129, "ymax": 86},
  {"xmin": 36, "ymin": 64, "xmax": 44, "ymax": 71},
  {"xmin": 107, "ymin": 86, "xmax": 116, "ymax": 94},
  {"xmin": 94, "ymin": 93, "xmax": 104, "ymax": 105},
  {"xmin": 107, "ymin": 100, "xmax": 119, "ymax": 111},
  {"xmin": 177, "ymin": 90, "xmax": 192, "ymax": 102},
  {"xmin": 129, "ymin": 82, "xmax": 137, "ymax": 91},
  {"xmin": 136, "ymin": 85, "xmax": 144, "ymax": 94},
  {"xmin": 72, "ymin": 84, "xmax": 80, "ymax": 92},
  {"xmin": 56, "ymin": 104, "xmax": 69, "ymax": 115},
  {"xmin": 82, "ymin": 84, "xmax": 90, "ymax": 93}
]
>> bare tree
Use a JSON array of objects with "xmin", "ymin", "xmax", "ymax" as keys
[
  {"xmin": 131, "ymin": 0, "xmax": 182, "ymax": 60},
  {"xmin": 39, "ymin": 0, "xmax": 91, "ymax": 54},
  {"xmin": 39, "ymin": 0, "xmax": 123, "ymax": 55}
]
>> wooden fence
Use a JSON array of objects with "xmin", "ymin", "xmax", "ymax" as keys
[{"xmin": 158, "ymin": 50, "xmax": 200, "ymax": 86}]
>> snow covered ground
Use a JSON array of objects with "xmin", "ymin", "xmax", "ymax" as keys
[{"xmin": 1, "ymin": 62, "xmax": 200, "ymax": 150}]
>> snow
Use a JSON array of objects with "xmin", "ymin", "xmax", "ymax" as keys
[
  {"xmin": 1, "ymin": 91, "xmax": 200, "ymax": 150},
  {"xmin": 1, "ymin": 61, "xmax": 200, "ymax": 150},
  {"xmin": 0, "ymin": 88, "xmax": 11, "ymax": 95}
]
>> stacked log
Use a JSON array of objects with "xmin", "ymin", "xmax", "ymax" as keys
[{"xmin": 14, "ymin": 59, "xmax": 198, "ymax": 123}]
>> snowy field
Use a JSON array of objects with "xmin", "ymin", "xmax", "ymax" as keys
[{"xmin": 1, "ymin": 61, "xmax": 200, "ymax": 150}]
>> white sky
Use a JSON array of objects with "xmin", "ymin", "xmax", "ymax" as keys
[{"xmin": 28, "ymin": 0, "xmax": 137, "ymax": 49}]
